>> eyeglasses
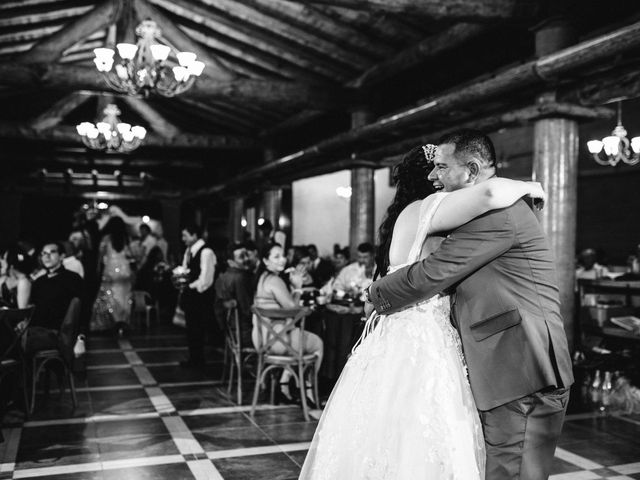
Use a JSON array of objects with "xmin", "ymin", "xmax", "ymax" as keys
[{"xmin": 40, "ymin": 250, "xmax": 59, "ymax": 257}]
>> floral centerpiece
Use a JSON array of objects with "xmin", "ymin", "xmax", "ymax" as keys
[{"xmin": 171, "ymin": 265, "xmax": 191, "ymax": 291}]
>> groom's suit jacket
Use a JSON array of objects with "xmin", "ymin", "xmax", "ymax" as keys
[{"xmin": 368, "ymin": 198, "xmax": 574, "ymax": 411}]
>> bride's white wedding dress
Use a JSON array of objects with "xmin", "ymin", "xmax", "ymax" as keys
[{"xmin": 299, "ymin": 193, "xmax": 485, "ymax": 480}]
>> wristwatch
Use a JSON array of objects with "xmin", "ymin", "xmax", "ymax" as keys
[{"xmin": 363, "ymin": 285, "xmax": 372, "ymax": 303}]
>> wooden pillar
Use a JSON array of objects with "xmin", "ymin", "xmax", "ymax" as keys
[
  {"xmin": 160, "ymin": 199, "xmax": 181, "ymax": 264},
  {"xmin": 261, "ymin": 148, "xmax": 283, "ymax": 232},
  {"xmin": 350, "ymin": 109, "xmax": 375, "ymax": 258},
  {"xmin": 532, "ymin": 19, "xmax": 578, "ymax": 349},
  {"xmin": 228, "ymin": 197, "xmax": 244, "ymax": 243}
]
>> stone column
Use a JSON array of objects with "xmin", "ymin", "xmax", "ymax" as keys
[
  {"xmin": 262, "ymin": 189, "xmax": 282, "ymax": 232},
  {"xmin": 350, "ymin": 109, "xmax": 376, "ymax": 258},
  {"xmin": 228, "ymin": 197, "xmax": 244, "ymax": 243},
  {"xmin": 532, "ymin": 19, "xmax": 579, "ymax": 349}
]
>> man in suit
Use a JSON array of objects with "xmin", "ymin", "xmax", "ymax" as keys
[{"xmin": 365, "ymin": 129, "xmax": 573, "ymax": 480}]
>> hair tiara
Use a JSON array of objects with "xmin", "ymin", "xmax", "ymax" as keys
[{"xmin": 421, "ymin": 144, "xmax": 437, "ymax": 161}]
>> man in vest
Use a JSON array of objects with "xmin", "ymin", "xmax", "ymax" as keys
[{"xmin": 180, "ymin": 224, "xmax": 216, "ymax": 370}]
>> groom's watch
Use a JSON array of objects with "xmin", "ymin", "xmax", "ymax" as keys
[{"xmin": 363, "ymin": 286, "xmax": 372, "ymax": 303}]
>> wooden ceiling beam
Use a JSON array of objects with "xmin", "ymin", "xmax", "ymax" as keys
[
  {"xmin": 0, "ymin": 123, "xmax": 259, "ymax": 150},
  {"xmin": 133, "ymin": 0, "xmax": 236, "ymax": 81},
  {"xmin": 149, "ymin": 0, "xmax": 351, "ymax": 81},
  {"xmin": 122, "ymin": 97, "xmax": 181, "ymax": 138},
  {"xmin": 351, "ymin": 22, "xmax": 489, "ymax": 88},
  {"xmin": 0, "ymin": 63, "xmax": 349, "ymax": 108},
  {"xmin": 19, "ymin": 0, "xmax": 117, "ymax": 63},
  {"xmin": 0, "ymin": 25, "xmax": 62, "ymax": 45},
  {"xmin": 246, "ymin": 0, "xmax": 393, "ymax": 60},
  {"xmin": 197, "ymin": 0, "xmax": 364, "ymax": 71},
  {"xmin": 176, "ymin": 99, "xmax": 261, "ymax": 132},
  {"xmin": 290, "ymin": 0, "xmax": 540, "ymax": 20},
  {"xmin": 0, "ymin": 0, "xmax": 68, "ymax": 10},
  {"xmin": 0, "ymin": 5, "xmax": 94, "ymax": 28},
  {"xmin": 260, "ymin": 109, "xmax": 324, "ymax": 138},
  {"xmin": 29, "ymin": 91, "xmax": 92, "ymax": 131}
]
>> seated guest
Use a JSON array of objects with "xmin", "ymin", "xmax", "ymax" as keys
[
  {"xmin": 307, "ymin": 244, "xmax": 335, "ymax": 289},
  {"xmin": 254, "ymin": 242, "xmax": 323, "ymax": 405},
  {"xmin": 332, "ymin": 242, "xmax": 375, "ymax": 295},
  {"xmin": 288, "ymin": 246, "xmax": 315, "ymax": 288},
  {"xmin": 576, "ymin": 248, "xmax": 610, "ymax": 281},
  {"xmin": 0, "ymin": 247, "xmax": 35, "ymax": 308},
  {"xmin": 333, "ymin": 246, "xmax": 350, "ymax": 275},
  {"xmin": 21, "ymin": 242, "xmax": 83, "ymax": 355},
  {"xmin": 214, "ymin": 242, "xmax": 253, "ymax": 347},
  {"xmin": 62, "ymin": 240, "xmax": 85, "ymax": 279}
]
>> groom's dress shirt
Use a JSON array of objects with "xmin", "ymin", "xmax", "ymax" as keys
[{"xmin": 368, "ymin": 199, "xmax": 574, "ymax": 411}]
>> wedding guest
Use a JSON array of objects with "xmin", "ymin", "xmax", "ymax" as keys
[
  {"xmin": 62, "ymin": 240, "xmax": 85, "ymax": 279},
  {"xmin": 180, "ymin": 223, "xmax": 216, "ymax": 370},
  {"xmin": 253, "ymin": 242, "xmax": 323, "ymax": 405},
  {"xmin": 332, "ymin": 242, "xmax": 375, "ymax": 294},
  {"xmin": 245, "ymin": 240, "xmax": 259, "ymax": 274},
  {"xmin": 138, "ymin": 223, "xmax": 157, "ymax": 266},
  {"xmin": 22, "ymin": 242, "xmax": 82, "ymax": 355},
  {"xmin": 0, "ymin": 247, "xmax": 35, "ymax": 308},
  {"xmin": 289, "ymin": 246, "xmax": 315, "ymax": 288},
  {"xmin": 307, "ymin": 244, "xmax": 335, "ymax": 289},
  {"xmin": 214, "ymin": 242, "xmax": 253, "ymax": 347},
  {"xmin": 576, "ymin": 248, "xmax": 610, "ymax": 281},
  {"xmin": 332, "ymin": 246, "xmax": 350, "ymax": 274}
]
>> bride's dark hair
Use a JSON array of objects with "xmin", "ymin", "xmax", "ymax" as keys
[{"xmin": 375, "ymin": 146, "xmax": 436, "ymax": 279}]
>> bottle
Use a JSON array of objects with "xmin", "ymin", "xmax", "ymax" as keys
[
  {"xmin": 74, "ymin": 334, "xmax": 86, "ymax": 358},
  {"xmin": 600, "ymin": 371, "xmax": 613, "ymax": 414},
  {"xmin": 581, "ymin": 372, "xmax": 591, "ymax": 402},
  {"xmin": 589, "ymin": 369, "xmax": 602, "ymax": 407}
]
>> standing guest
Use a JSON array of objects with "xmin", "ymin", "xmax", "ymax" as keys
[
  {"xmin": 214, "ymin": 242, "xmax": 253, "ymax": 347},
  {"xmin": 62, "ymin": 240, "xmax": 85, "ymax": 279},
  {"xmin": 138, "ymin": 223, "xmax": 158, "ymax": 266},
  {"xmin": 307, "ymin": 244, "xmax": 335, "ymax": 289},
  {"xmin": 0, "ymin": 247, "xmax": 35, "ymax": 308},
  {"xmin": 180, "ymin": 223, "xmax": 216, "ymax": 370},
  {"xmin": 332, "ymin": 242, "xmax": 375, "ymax": 295},
  {"xmin": 21, "ymin": 242, "xmax": 83, "ymax": 355},
  {"xmin": 90, "ymin": 217, "xmax": 133, "ymax": 334}
]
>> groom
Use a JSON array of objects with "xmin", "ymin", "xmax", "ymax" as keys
[{"xmin": 365, "ymin": 129, "xmax": 573, "ymax": 480}]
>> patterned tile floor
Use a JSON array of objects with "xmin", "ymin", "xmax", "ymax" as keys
[{"xmin": 2, "ymin": 324, "xmax": 640, "ymax": 480}]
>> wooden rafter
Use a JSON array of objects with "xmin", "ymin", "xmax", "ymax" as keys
[
  {"xmin": 0, "ymin": 122, "xmax": 259, "ymax": 150},
  {"xmin": 133, "ymin": 0, "xmax": 236, "ymax": 81},
  {"xmin": 290, "ymin": 0, "xmax": 540, "ymax": 20},
  {"xmin": 0, "ymin": 63, "xmax": 350, "ymax": 109},
  {"xmin": 149, "ymin": 0, "xmax": 350, "ymax": 82},
  {"xmin": 29, "ymin": 91, "xmax": 92, "ymax": 131},
  {"xmin": 19, "ymin": 0, "xmax": 118, "ymax": 63},
  {"xmin": 0, "ymin": 5, "xmax": 94, "ymax": 28},
  {"xmin": 351, "ymin": 23, "xmax": 489, "ymax": 87},
  {"xmin": 122, "ymin": 97, "xmax": 180, "ymax": 138},
  {"xmin": 0, "ymin": 25, "xmax": 62, "ymax": 45}
]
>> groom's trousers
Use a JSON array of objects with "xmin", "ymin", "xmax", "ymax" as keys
[{"xmin": 480, "ymin": 387, "xmax": 570, "ymax": 480}]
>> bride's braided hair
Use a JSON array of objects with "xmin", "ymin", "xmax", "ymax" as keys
[{"xmin": 375, "ymin": 145, "xmax": 436, "ymax": 279}]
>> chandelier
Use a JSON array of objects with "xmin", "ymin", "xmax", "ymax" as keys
[
  {"xmin": 587, "ymin": 100, "xmax": 640, "ymax": 167},
  {"xmin": 93, "ymin": 20, "xmax": 205, "ymax": 97},
  {"xmin": 76, "ymin": 104, "xmax": 146, "ymax": 153}
]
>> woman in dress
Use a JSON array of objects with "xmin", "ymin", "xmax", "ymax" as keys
[
  {"xmin": 299, "ymin": 145, "xmax": 546, "ymax": 479},
  {"xmin": 0, "ymin": 247, "xmax": 34, "ymax": 308},
  {"xmin": 254, "ymin": 243, "xmax": 324, "ymax": 405},
  {"xmin": 90, "ymin": 216, "xmax": 133, "ymax": 333}
]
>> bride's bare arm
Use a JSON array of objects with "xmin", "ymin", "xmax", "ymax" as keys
[{"xmin": 429, "ymin": 178, "xmax": 544, "ymax": 233}]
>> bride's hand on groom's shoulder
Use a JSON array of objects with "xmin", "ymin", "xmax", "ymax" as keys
[
  {"xmin": 364, "ymin": 300, "xmax": 375, "ymax": 318},
  {"xmin": 526, "ymin": 181, "xmax": 546, "ymax": 210}
]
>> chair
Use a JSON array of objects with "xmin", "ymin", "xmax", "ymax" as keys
[
  {"xmin": 30, "ymin": 298, "xmax": 80, "ymax": 414},
  {"xmin": 221, "ymin": 299, "xmax": 255, "ymax": 405},
  {"xmin": 250, "ymin": 306, "xmax": 320, "ymax": 421},
  {"xmin": 128, "ymin": 290, "xmax": 158, "ymax": 330},
  {"xmin": 0, "ymin": 307, "xmax": 34, "ymax": 418}
]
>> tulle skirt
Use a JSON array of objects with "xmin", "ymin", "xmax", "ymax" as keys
[{"xmin": 299, "ymin": 296, "xmax": 485, "ymax": 480}]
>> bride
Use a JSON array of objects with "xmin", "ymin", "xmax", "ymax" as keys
[{"xmin": 299, "ymin": 145, "xmax": 546, "ymax": 479}]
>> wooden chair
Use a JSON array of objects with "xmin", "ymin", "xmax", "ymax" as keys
[
  {"xmin": 128, "ymin": 290, "xmax": 157, "ymax": 330},
  {"xmin": 221, "ymin": 299, "xmax": 256, "ymax": 405},
  {"xmin": 30, "ymin": 298, "xmax": 80, "ymax": 414},
  {"xmin": 250, "ymin": 306, "xmax": 320, "ymax": 421},
  {"xmin": 0, "ymin": 307, "xmax": 34, "ymax": 418}
]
